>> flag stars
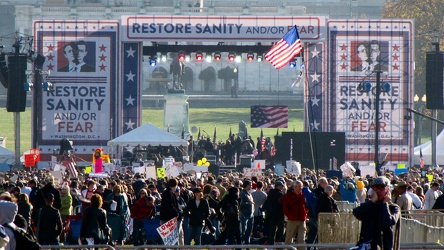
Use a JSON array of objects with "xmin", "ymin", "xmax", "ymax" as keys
[
  {"xmin": 392, "ymin": 44, "xmax": 400, "ymax": 51},
  {"xmin": 126, "ymin": 47, "xmax": 136, "ymax": 58},
  {"xmin": 392, "ymin": 63, "xmax": 399, "ymax": 71},
  {"xmin": 310, "ymin": 72, "xmax": 320, "ymax": 83},
  {"xmin": 46, "ymin": 54, "xmax": 54, "ymax": 61},
  {"xmin": 340, "ymin": 54, "xmax": 347, "ymax": 61},
  {"xmin": 311, "ymin": 96, "xmax": 320, "ymax": 106},
  {"xmin": 47, "ymin": 63, "xmax": 54, "ymax": 71},
  {"xmin": 340, "ymin": 44, "xmax": 347, "ymax": 51},
  {"xmin": 125, "ymin": 119, "xmax": 135, "ymax": 130},
  {"xmin": 99, "ymin": 64, "xmax": 107, "ymax": 71},
  {"xmin": 310, "ymin": 120, "xmax": 320, "ymax": 131},
  {"xmin": 47, "ymin": 44, "xmax": 54, "ymax": 51},
  {"xmin": 126, "ymin": 71, "xmax": 136, "ymax": 82},
  {"xmin": 392, "ymin": 54, "xmax": 399, "ymax": 61},
  {"xmin": 311, "ymin": 47, "xmax": 321, "ymax": 58},
  {"xmin": 126, "ymin": 95, "xmax": 135, "ymax": 106}
]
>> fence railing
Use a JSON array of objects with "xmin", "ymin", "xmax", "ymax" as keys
[{"xmin": 318, "ymin": 211, "xmax": 444, "ymax": 245}]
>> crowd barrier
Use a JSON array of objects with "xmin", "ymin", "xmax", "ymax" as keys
[
  {"xmin": 335, "ymin": 201, "xmax": 359, "ymax": 212},
  {"xmin": 318, "ymin": 211, "xmax": 444, "ymax": 246}
]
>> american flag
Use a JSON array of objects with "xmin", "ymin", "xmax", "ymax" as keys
[
  {"xmin": 265, "ymin": 25, "xmax": 302, "ymax": 69},
  {"xmin": 251, "ymin": 106, "xmax": 289, "ymax": 128},
  {"xmin": 419, "ymin": 147, "xmax": 425, "ymax": 169}
]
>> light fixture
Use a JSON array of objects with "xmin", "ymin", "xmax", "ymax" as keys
[
  {"xmin": 205, "ymin": 54, "xmax": 212, "ymax": 62},
  {"xmin": 235, "ymin": 55, "xmax": 242, "ymax": 63},
  {"xmin": 149, "ymin": 56, "xmax": 157, "ymax": 67},
  {"xmin": 195, "ymin": 51, "xmax": 203, "ymax": 61},
  {"xmin": 185, "ymin": 54, "xmax": 191, "ymax": 62},
  {"xmin": 228, "ymin": 52, "xmax": 235, "ymax": 62},
  {"xmin": 214, "ymin": 51, "xmax": 221, "ymax": 61},
  {"xmin": 161, "ymin": 54, "xmax": 167, "ymax": 62},
  {"xmin": 43, "ymin": 81, "xmax": 55, "ymax": 91},
  {"xmin": 247, "ymin": 51, "xmax": 254, "ymax": 61},
  {"xmin": 257, "ymin": 54, "xmax": 263, "ymax": 62},
  {"xmin": 380, "ymin": 82, "xmax": 391, "ymax": 92},
  {"xmin": 24, "ymin": 81, "xmax": 34, "ymax": 91},
  {"xmin": 178, "ymin": 51, "xmax": 185, "ymax": 61},
  {"xmin": 289, "ymin": 57, "xmax": 297, "ymax": 68},
  {"xmin": 357, "ymin": 81, "xmax": 372, "ymax": 93}
]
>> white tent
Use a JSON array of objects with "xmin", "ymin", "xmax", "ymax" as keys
[
  {"xmin": 0, "ymin": 146, "xmax": 14, "ymax": 164},
  {"xmin": 107, "ymin": 122, "xmax": 188, "ymax": 148},
  {"xmin": 413, "ymin": 129, "xmax": 444, "ymax": 166}
]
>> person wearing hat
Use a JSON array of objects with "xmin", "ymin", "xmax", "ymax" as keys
[
  {"xmin": 392, "ymin": 181, "xmax": 413, "ymax": 213},
  {"xmin": 352, "ymin": 176, "xmax": 401, "ymax": 250},
  {"xmin": 263, "ymin": 180, "xmax": 285, "ymax": 245},
  {"xmin": 37, "ymin": 193, "xmax": 63, "ymax": 246},
  {"xmin": 185, "ymin": 188, "xmax": 210, "ymax": 245}
]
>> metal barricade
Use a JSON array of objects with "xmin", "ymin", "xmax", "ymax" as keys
[{"xmin": 42, "ymin": 245, "xmax": 115, "ymax": 250}]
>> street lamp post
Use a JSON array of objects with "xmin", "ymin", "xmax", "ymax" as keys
[{"xmin": 413, "ymin": 94, "xmax": 426, "ymax": 146}]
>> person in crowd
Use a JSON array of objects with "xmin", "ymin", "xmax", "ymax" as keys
[
  {"xmin": 132, "ymin": 173, "xmax": 147, "ymax": 200},
  {"xmin": 130, "ymin": 188, "xmax": 155, "ymax": 246},
  {"xmin": 264, "ymin": 180, "xmax": 285, "ymax": 245},
  {"xmin": 214, "ymin": 177, "xmax": 227, "ymax": 198},
  {"xmin": 32, "ymin": 176, "xmax": 62, "ymax": 224},
  {"xmin": 353, "ymin": 176, "xmax": 401, "ymax": 250},
  {"xmin": 0, "ymin": 201, "xmax": 17, "ymax": 250},
  {"xmin": 239, "ymin": 180, "xmax": 254, "ymax": 245},
  {"xmin": 424, "ymin": 182, "xmax": 440, "ymax": 210},
  {"xmin": 251, "ymin": 180, "xmax": 267, "ymax": 238},
  {"xmin": 80, "ymin": 194, "xmax": 111, "ymax": 245},
  {"xmin": 160, "ymin": 179, "xmax": 180, "ymax": 224},
  {"xmin": 17, "ymin": 193, "xmax": 33, "ymax": 233},
  {"xmin": 356, "ymin": 178, "xmax": 367, "ymax": 203},
  {"xmin": 406, "ymin": 185, "xmax": 423, "ymax": 210},
  {"xmin": 206, "ymin": 188, "xmax": 220, "ymax": 237},
  {"xmin": 282, "ymin": 180, "xmax": 308, "ymax": 248},
  {"xmin": 303, "ymin": 177, "xmax": 328, "ymax": 247},
  {"xmin": 340, "ymin": 176, "xmax": 358, "ymax": 203},
  {"xmin": 174, "ymin": 187, "xmax": 187, "ymax": 245},
  {"xmin": 216, "ymin": 186, "xmax": 241, "ymax": 245},
  {"xmin": 37, "ymin": 193, "xmax": 63, "ymax": 246},
  {"xmin": 105, "ymin": 185, "xmax": 130, "ymax": 245},
  {"xmin": 416, "ymin": 186, "xmax": 425, "ymax": 203},
  {"xmin": 317, "ymin": 185, "xmax": 339, "ymax": 215},
  {"xmin": 392, "ymin": 181, "xmax": 413, "ymax": 213},
  {"xmin": 28, "ymin": 179, "xmax": 39, "ymax": 206},
  {"xmin": 186, "ymin": 188, "xmax": 210, "ymax": 245}
]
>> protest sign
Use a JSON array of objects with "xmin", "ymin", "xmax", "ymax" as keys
[
  {"xmin": 274, "ymin": 164, "xmax": 285, "ymax": 176},
  {"xmin": 244, "ymin": 168, "xmax": 262, "ymax": 178},
  {"xmin": 252, "ymin": 160, "xmax": 265, "ymax": 169},
  {"xmin": 286, "ymin": 160, "xmax": 301, "ymax": 175},
  {"xmin": 156, "ymin": 217, "xmax": 179, "ymax": 245},
  {"xmin": 145, "ymin": 166, "xmax": 157, "ymax": 179},
  {"xmin": 157, "ymin": 167, "xmax": 166, "ymax": 179},
  {"xmin": 360, "ymin": 165, "xmax": 376, "ymax": 178},
  {"xmin": 52, "ymin": 171, "xmax": 64, "ymax": 184},
  {"xmin": 133, "ymin": 166, "xmax": 145, "ymax": 175},
  {"xmin": 183, "ymin": 163, "xmax": 194, "ymax": 172},
  {"xmin": 340, "ymin": 162, "xmax": 356, "ymax": 178},
  {"xmin": 165, "ymin": 165, "xmax": 180, "ymax": 178}
]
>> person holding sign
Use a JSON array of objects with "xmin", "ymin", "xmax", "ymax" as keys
[{"xmin": 160, "ymin": 179, "xmax": 180, "ymax": 226}]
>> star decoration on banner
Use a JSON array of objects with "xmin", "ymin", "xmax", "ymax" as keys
[
  {"xmin": 47, "ymin": 63, "xmax": 54, "ymax": 71},
  {"xmin": 310, "ymin": 120, "xmax": 320, "ymax": 131},
  {"xmin": 340, "ymin": 54, "xmax": 347, "ymax": 61},
  {"xmin": 125, "ymin": 145, "xmax": 135, "ymax": 152},
  {"xmin": 392, "ymin": 63, "xmax": 399, "ymax": 71},
  {"xmin": 47, "ymin": 54, "xmax": 54, "ymax": 61},
  {"xmin": 126, "ymin": 95, "xmax": 135, "ymax": 106},
  {"xmin": 47, "ymin": 44, "xmax": 54, "ymax": 51},
  {"xmin": 340, "ymin": 44, "xmax": 347, "ymax": 51},
  {"xmin": 126, "ymin": 47, "xmax": 136, "ymax": 57},
  {"xmin": 99, "ymin": 54, "xmax": 107, "ymax": 61},
  {"xmin": 99, "ymin": 44, "xmax": 107, "ymax": 52},
  {"xmin": 392, "ymin": 54, "xmax": 399, "ymax": 61},
  {"xmin": 311, "ymin": 96, "xmax": 320, "ymax": 106},
  {"xmin": 340, "ymin": 63, "xmax": 347, "ymax": 70},
  {"xmin": 392, "ymin": 44, "xmax": 400, "ymax": 51},
  {"xmin": 126, "ymin": 71, "xmax": 135, "ymax": 82},
  {"xmin": 125, "ymin": 119, "xmax": 135, "ymax": 130},
  {"xmin": 310, "ymin": 72, "xmax": 320, "ymax": 83},
  {"xmin": 311, "ymin": 47, "xmax": 320, "ymax": 58},
  {"xmin": 99, "ymin": 64, "xmax": 107, "ymax": 71}
]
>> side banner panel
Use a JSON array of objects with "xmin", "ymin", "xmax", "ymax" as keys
[
  {"xmin": 34, "ymin": 20, "xmax": 119, "ymax": 157},
  {"xmin": 328, "ymin": 20, "xmax": 414, "ymax": 166}
]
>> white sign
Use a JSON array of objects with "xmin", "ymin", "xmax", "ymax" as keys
[
  {"xmin": 165, "ymin": 164, "xmax": 180, "ymax": 178},
  {"xmin": 156, "ymin": 217, "xmax": 179, "ymax": 246},
  {"xmin": 145, "ymin": 166, "xmax": 157, "ymax": 179},
  {"xmin": 244, "ymin": 168, "xmax": 262, "ymax": 179},
  {"xmin": 122, "ymin": 15, "xmax": 325, "ymax": 41},
  {"xmin": 251, "ymin": 160, "xmax": 266, "ymax": 169},
  {"xmin": 340, "ymin": 162, "xmax": 356, "ymax": 178},
  {"xmin": 286, "ymin": 160, "xmax": 301, "ymax": 175},
  {"xmin": 360, "ymin": 165, "xmax": 376, "ymax": 178}
]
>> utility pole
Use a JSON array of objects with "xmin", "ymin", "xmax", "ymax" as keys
[{"xmin": 374, "ymin": 68, "xmax": 382, "ymax": 175}]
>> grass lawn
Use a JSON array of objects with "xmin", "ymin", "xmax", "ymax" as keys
[{"xmin": 1, "ymin": 107, "xmax": 304, "ymax": 153}]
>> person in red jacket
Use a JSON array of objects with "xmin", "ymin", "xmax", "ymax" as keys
[
  {"xmin": 282, "ymin": 180, "xmax": 308, "ymax": 247},
  {"xmin": 130, "ymin": 189, "xmax": 156, "ymax": 246}
]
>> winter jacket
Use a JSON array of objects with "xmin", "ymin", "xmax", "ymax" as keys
[
  {"xmin": 282, "ymin": 191, "xmax": 308, "ymax": 221},
  {"xmin": 186, "ymin": 198, "xmax": 210, "ymax": 226}
]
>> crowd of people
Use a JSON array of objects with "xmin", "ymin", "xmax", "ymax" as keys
[{"xmin": 0, "ymin": 160, "xmax": 444, "ymax": 249}]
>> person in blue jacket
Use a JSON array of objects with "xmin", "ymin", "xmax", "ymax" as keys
[{"xmin": 340, "ymin": 176, "xmax": 357, "ymax": 203}]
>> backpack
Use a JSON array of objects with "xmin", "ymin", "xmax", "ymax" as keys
[
  {"xmin": 3, "ymin": 223, "xmax": 41, "ymax": 250},
  {"xmin": 224, "ymin": 201, "xmax": 239, "ymax": 222}
]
